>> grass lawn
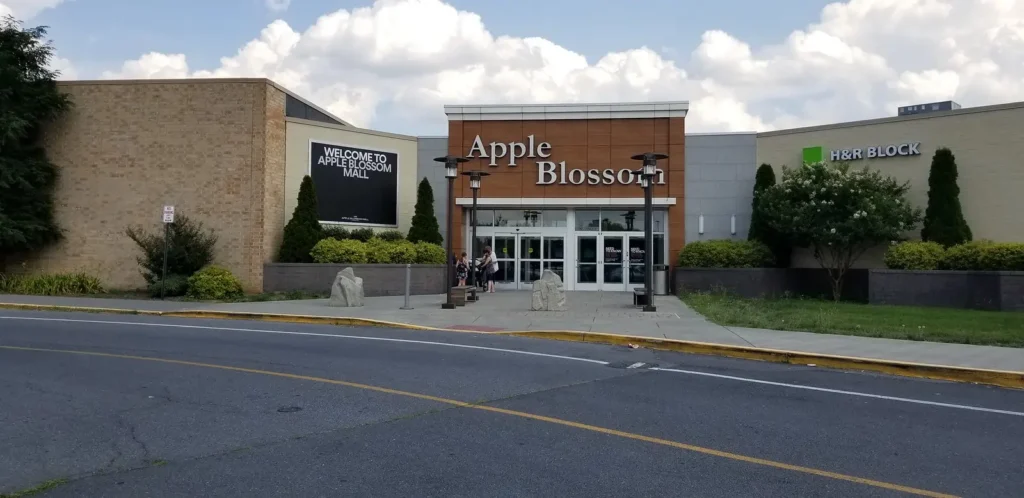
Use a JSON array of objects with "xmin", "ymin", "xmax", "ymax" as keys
[{"xmin": 681, "ymin": 292, "xmax": 1024, "ymax": 348}]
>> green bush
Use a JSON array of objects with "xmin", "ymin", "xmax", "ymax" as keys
[
  {"xmin": 377, "ymin": 230, "xmax": 405, "ymax": 242},
  {"xmin": 321, "ymin": 225, "xmax": 349, "ymax": 241},
  {"xmin": 883, "ymin": 241, "xmax": 946, "ymax": 270},
  {"xmin": 348, "ymin": 228, "xmax": 376, "ymax": 242},
  {"xmin": 125, "ymin": 214, "xmax": 217, "ymax": 284},
  {"xmin": 364, "ymin": 237, "xmax": 389, "ymax": 263},
  {"xmin": 978, "ymin": 243, "xmax": 1024, "ymax": 271},
  {"xmin": 940, "ymin": 240, "xmax": 993, "ymax": 270},
  {"xmin": 677, "ymin": 240, "xmax": 775, "ymax": 268},
  {"xmin": 186, "ymin": 266, "xmax": 244, "ymax": 301},
  {"xmin": 0, "ymin": 272, "xmax": 104, "ymax": 296},
  {"xmin": 147, "ymin": 274, "xmax": 190, "ymax": 297},
  {"xmin": 937, "ymin": 240, "xmax": 1024, "ymax": 271},
  {"xmin": 386, "ymin": 240, "xmax": 418, "ymax": 263},
  {"xmin": 414, "ymin": 241, "xmax": 446, "ymax": 264},
  {"xmin": 310, "ymin": 238, "xmax": 368, "ymax": 264}
]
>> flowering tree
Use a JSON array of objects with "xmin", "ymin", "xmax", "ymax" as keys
[{"xmin": 758, "ymin": 162, "xmax": 921, "ymax": 301}]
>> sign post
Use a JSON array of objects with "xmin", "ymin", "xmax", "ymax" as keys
[{"xmin": 161, "ymin": 206, "xmax": 174, "ymax": 299}]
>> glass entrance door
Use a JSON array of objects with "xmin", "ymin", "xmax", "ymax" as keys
[
  {"xmin": 575, "ymin": 235, "xmax": 599, "ymax": 291},
  {"xmin": 576, "ymin": 234, "xmax": 641, "ymax": 291},
  {"xmin": 492, "ymin": 235, "xmax": 516, "ymax": 288},
  {"xmin": 627, "ymin": 235, "xmax": 647, "ymax": 287},
  {"xmin": 602, "ymin": 236, "xmax": 625, "ymax": 290},
  {"xmin": 488, "ymin": 233, "xmax": 565, "ymax": 290}
]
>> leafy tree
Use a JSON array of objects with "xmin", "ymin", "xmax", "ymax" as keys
[
  {"xmin": 278, "ymin": 175, "xmax": 322, "ymax": 263},
  {"xmin": 747, "ymin": 163, "xmax": 791, "ymax": 267},
  {"xmin": 921, "ymin": 148, "xmax": 972, "ymax": 247},
  {"xmin": 0, "ymin": 17, "xmax": 72, "ymax": 271},
  {"xmin": 407, "ymin": 178, "xmax": 443, "ymax": 245},
  {"xmin": 758, "ymin": 162, "xmax": 921, "ymax": 301},
  {"xmin": 125, "ymin": 214, "xmax": 217, "ymax": 285}
]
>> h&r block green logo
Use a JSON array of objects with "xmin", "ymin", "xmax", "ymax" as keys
[{"xmin": 802, "ymin": 146, "xmax": 824, "ymax": 164}]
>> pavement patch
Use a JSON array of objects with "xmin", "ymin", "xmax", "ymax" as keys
[{"xmin": 0, "ymin": 343, "xmax": 960, "ymax": 498}]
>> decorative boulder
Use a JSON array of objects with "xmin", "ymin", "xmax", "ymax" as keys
[
  {"xmin": 531, "ymin": 269, "xmax": 566, "ymax": 311},
  {"xmin": 329, "ymin": 267, "xmax": 365, "ymax": 307}
]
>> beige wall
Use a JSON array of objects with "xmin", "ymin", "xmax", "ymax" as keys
[
  {"xmin": 757, "ymin": 103, "xmax": 1024, "ymax": 267},
  {"xmin": 284, "ymin": 119, "xmax": 419, "ymax": 234},
  {"xmin": 18, "ymin": 79, "xmax": 287, "ymax": 291}
]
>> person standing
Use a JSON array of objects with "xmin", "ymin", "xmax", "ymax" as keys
[
  {"xmin": 456, "ymin": 252, "xmax": 469, "ymax": 287},
  {"xmin": 480, "ymin": 246, "xmax": 498, "ymax": 293}
]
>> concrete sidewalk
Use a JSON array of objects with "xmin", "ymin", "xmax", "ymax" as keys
[{"xmin": 1, "ymin": 292, "xmax": 1022, "ymax": 373}]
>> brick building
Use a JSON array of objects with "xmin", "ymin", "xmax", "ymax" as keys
[{"xmin": 19, "ymin": 78, "xmax": 419, "ymax": 292}]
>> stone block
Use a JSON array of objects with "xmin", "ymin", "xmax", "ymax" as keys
[
  {"xmin": 531, "ymin": 269, "xmax": 567, "ymax": 311},
  {"xmin": 329, "ymin": 267, "xmax": 364, "ymax": 307}
]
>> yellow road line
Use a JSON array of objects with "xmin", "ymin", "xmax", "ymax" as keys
[{"xmin": 0, "ymin": 344, "xmax": 958, "ymax": 498}]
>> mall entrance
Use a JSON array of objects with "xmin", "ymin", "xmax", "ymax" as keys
[{"xmin": 468, "ymin": 208, "xmax": 666, "ymax": 291}]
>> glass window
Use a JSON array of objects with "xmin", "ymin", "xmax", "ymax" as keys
[
  {"xmin": 543, "ymin": 237, "xmax": 564, "ymax": 260},
  {"xmin": 542, "ymin": 210, "xmax": 567, "ymax": 227},
  {"xmin": 575, "ymin": 210, "xmax": 601, "ymax": 231},
  {"xmin": 654, "ymin": 234, "xmax": 665, "ymax": 265},
  {"xmin": 521, "ymin": 236, "xmax": 541, "ymax": 260},
  {"xmin": 653, "ymin": 210, "xmax": 666, "ymax": 233},
  {"xmin": 493, "ymin": 236, "xmax": 516, "ymax": 259},
  {"xmin": 473, "ymin": 210, "xmax": 494, "ymax": 227},
  {"xmin": 601, "ymin": 210, "xmax": 644, "ymax": 232},
  {"xmin": 492, "ymin": 210, "xmax": 543, "ymax": 227}
]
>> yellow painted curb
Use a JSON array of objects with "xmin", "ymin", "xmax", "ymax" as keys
[
  {"xmin": 4, "ymin": 302, "xmax": 1022, "ymax": 390},
  {"xmin": 0, "ymin": 302, "xmax": 163, "ymax": 316},
  {"xmin": 496, "ymin": 330, "xmax": 1024, "ymax": 390},
  {"xmin": 162, "ymin": 310, "xmax": 458, "ymax": 332}
]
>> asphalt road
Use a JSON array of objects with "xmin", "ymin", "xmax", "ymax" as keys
[{"xmin": 1, "ymin": 310, "xmax": 1022, "ymax": 497}]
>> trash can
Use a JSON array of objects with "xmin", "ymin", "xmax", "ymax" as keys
[{"xmin": 653, "ymin": 265, "xmax": 669, "ymax": 295}]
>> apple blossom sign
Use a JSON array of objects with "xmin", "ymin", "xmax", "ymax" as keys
[{"xmin": 467, "ymin": 135, "xmax": 665, "ymax": 186}]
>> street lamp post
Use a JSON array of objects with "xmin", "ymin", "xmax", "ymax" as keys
[
  {"xmin": 461, "ymin": 170, "xmax": 490, "ymax": 302},
  {"xmin": 435, "ymin": 155, "xmax": 469, "ymax": 310},
  {"xmin": 631, "ymin": 152, "xmax": 668, "ymax": 312}
]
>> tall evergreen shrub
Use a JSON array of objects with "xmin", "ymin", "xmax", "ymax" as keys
[
  {"xmin": 747, "ymin": 164, "xmax": 790, "ymax": 267},
  {"xmin": 921, "ymin": 148, "xmax": 972, "ymax": 247},
  {"xmin": 278, "ymin": 176, "xmax": 322, "ymax": 263},
  {"xmin": 407, "ymin": 178, "xmax": 443, "ymax": 245}
]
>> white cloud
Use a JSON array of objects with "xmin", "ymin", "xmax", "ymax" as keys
[
  {"xmin": 49, "ymin": 54, "xmax": 77, "ymax": 79},
  {"xmin": 96, "ymin": 0, "xmax": 1024, "ymax": 134},
  {"xmin": 265, "ymin": 0, "xmax": 290, "ymax": 12},
  {"xmin": 0, "ymin": 0, "xmax": 64, "ymax": 19}
]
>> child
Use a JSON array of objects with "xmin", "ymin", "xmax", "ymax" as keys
[{"xmin": 456, "ymin": 252, "xmax": 469, "ymax": 287}]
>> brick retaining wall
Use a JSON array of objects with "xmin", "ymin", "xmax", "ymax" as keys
[{"xmin": 264, "ymin": 264, "xmax": 447, "ymax": 296}]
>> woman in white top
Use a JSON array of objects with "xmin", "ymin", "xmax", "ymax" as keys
[{"xmin": 480, "ymin": 246, "xmax": 497, "ymax": 293}]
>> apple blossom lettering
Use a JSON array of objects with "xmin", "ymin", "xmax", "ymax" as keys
[{"xmin": 467, "ymin": 135, "xmax": 666, "ymax": 186}]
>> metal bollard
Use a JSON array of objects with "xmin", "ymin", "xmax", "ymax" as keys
[{"xmin": 400, "ymin": 263, "xmax": 413, "ymax": 310}]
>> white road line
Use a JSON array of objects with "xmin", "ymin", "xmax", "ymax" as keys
[
  {"xmin": 3, "ymin": 315, "xmax": 1021, "ymax": 417},
  {"xmin": 651, "ymin": 367, "xmax": 1024, "ymax": 417},
  {"xmin": 626, "ymin": 362, "xmax": 646, "ymax": 369},
  {"xmin": 0, "ymin": 316, "xmax": 609, "ymax": 366}
]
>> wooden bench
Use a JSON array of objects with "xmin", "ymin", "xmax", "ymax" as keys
[
  {"xmin": 452, "ymin": 286, "xmax": 471, "ymax": 306},
  {"xmin": 632, "ymin": 287, "xmax": 648, "ymax": 307}
]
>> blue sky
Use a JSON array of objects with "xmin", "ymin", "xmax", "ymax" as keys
[{"xmin": 18, "ymin": 0, "xmax": 1024, "ymax": 135}]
